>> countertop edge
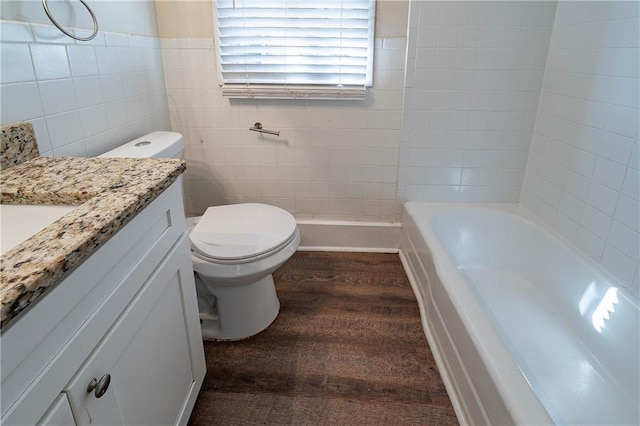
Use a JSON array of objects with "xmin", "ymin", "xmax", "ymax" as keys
[{"xmin": 0, "ymin": 157, "xmax": 186, "ymax": 330}]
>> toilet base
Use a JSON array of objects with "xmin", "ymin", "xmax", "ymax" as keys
[
  {"xmin": 195, "ymin": 273, "xmax": 280, "ymax": 340},
  {"xmin": 201, "ymin": 333, "xmax": 261, "ymax": 343}
]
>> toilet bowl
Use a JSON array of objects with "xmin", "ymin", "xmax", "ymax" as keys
[
  {"xmin": 100, "ymin": 131, "xmax": 300, "ymax": 340},
  {"xmin": 188, "ymin": 203, "xmax": 299, "ymax": 340}
]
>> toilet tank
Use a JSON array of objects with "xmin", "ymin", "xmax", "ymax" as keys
[{"xmin": 99, "ymin": 131, "xmax": 184, "ymax": 159}]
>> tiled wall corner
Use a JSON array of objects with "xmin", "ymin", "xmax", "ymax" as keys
[
  {"xmin": 399, "ymin": 0, "xmax": 557, "ymax": 203},
  {"xmin": 521, "ymin": 1, "xmax": 639, "ymax": 295},
  {"xmin": 0, "ymin": 20, "xmax": 170, "ymax": 157}
]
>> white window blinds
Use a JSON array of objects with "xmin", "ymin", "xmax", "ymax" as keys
[{"xmin": 214, "ymin": 0, "xmax": 376, "ymax": 100}]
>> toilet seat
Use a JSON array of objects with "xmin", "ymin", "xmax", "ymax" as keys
[
  {"xmin": 191, "ymin": 230, "xmax": 299, "ymax": 265},
  {"xmin": 189, "ymin": 203, "xmax": 298, "ymax": 263}
]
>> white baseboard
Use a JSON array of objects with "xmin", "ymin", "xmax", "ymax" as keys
[{"xmin": 296, "ymin": 220, "xmax": 401, "ymax": 253}]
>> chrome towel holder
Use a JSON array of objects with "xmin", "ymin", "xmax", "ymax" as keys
[
  {"xmin": 249, "ymin": 122, "xmax": 280, "ymax": 137},
  {"xmin": 42, "ymin": 0, "xmax": 99, "ymax": 41}
]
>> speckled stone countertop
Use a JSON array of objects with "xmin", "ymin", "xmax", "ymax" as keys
[
  {"xmin": 1, "ymin": 122, "xmax": 39, "ymax": 169},
  {"xmin": 1, "ymin": 156, "xmax": 186, "ymax": 329}
]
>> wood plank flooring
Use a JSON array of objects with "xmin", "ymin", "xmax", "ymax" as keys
[{"xmin": 188, "ymin": 252, "xmax": 458, "ymax": 425}]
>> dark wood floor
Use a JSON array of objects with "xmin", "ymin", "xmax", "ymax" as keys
[{"xmin": 188, "ymin": 252, "xmax": 458, "ymax": 425}]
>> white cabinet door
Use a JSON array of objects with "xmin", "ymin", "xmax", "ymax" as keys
[
  {"xmin": 64, "ymin": 237, "xmax": 200, "ymax": 426},
  {"xmin": 38, "ymin": 394, "xmax": 76, "ymax": 425}
]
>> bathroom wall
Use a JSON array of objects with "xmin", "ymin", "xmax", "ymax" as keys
[
  {"xmin": 158, "ymin": 1, "xmax": 408, "ymax": 221},
  {"xmin": 4, "ymin": 1, "xmax": 635, "ymax": 290},
  {"xmin": 155, "ymin": 0, "xmax": 409, "ymax": 39},
  {"xmin": 398, "ymin": 1, "xmax": 557, "ymax": 204},
  {"xmin": 521, "ymin": 1, "xmax": 639, "ymax": 294},
  {"xmin": 1, "ymin": 1, "xmax": 160, "ymax": 36},
  {"xmin": 0, "ymin": 1, "xmax": 170, "ymax": 156}
]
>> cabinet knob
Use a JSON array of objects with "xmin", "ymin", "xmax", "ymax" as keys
[{"xmin": 87, "ymin": 374, "xmax": 111, "ymax": 398}]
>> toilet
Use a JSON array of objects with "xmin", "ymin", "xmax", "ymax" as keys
[{"xmin": 100, "ymin": 131, "xmax": 300, "ymax": 340}]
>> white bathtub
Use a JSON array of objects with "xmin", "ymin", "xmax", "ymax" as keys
[{"xmin": 400, "ymin": 202, "xmax": 639, "ymax": 426}]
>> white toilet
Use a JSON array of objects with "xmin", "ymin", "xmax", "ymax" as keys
[{"xmin": 100, "ymin": 131, "xmax": 300, "ymax": 340}]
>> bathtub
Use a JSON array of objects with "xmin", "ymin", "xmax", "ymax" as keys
[{"xmin": 400, "ymin": 202, "xmax": 639, "ymax": 426}]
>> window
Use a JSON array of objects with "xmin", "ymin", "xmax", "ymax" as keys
[{"xmin": 214, "ymin": 0, "xmax": 376, "ymax": 100}]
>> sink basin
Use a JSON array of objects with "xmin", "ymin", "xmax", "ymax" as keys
[{"xmin": 0, "ymin": 204, "xmax": 77, "ymax": 255}]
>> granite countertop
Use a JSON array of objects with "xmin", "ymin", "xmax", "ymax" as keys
[{"xmin": 0, "ymin": 156, "xmax": 186, "ymax": 329}]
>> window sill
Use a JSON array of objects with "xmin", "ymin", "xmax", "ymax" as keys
[{"xmin": 220, "ymin": 85, "xmax": 367, "ymax": 100}]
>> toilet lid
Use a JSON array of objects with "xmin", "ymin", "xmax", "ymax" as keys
[{"xmin": 189, "ymin": 203, "xmax": 297, "ymax": 261}]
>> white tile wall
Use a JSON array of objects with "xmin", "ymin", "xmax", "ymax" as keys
[
  {"xmin": 521, "ymin": 1, "xmax": 640, "ymax": 295},
  {"xmin": 0, "ymin": 20, "xmax": 170, "ymax": 157},
  {"xmin": 161, "ymin": 37, "xmax": 405, "ymax": 221},
  {"xmin": 5, "ymin": 4, "xmax": 635, "ymax": 292},
  {"xmin": 398, "ymin": 1, "xmax": 557, "ymax": 205}
]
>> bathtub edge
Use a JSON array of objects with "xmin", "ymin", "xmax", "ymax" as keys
[{"xmin": 399, "ymin": 249, "xmax": 469, "ymax": 426}]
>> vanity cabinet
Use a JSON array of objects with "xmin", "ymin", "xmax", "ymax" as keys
[
  {"xmin": 38, "ymin": 394, "xmax": 76, "ymax": 425},
  {"xmin": 1, "ymin": 180, "xmax": 205, "ymax": 425}
]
